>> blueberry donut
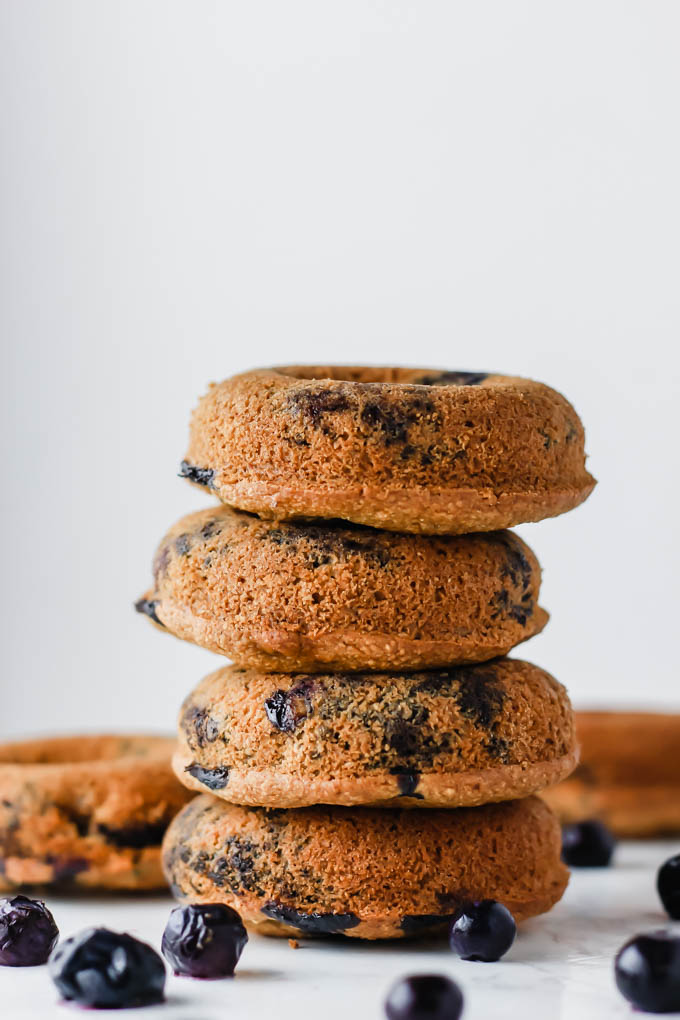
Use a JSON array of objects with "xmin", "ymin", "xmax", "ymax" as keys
[
  {"xmin": 174, "ymin": 659, "xmax": 576, "ymax": 808},
  {"xmin": 163, "ymin": 795, "xmax": 568, "ymax": 939},
  {"xmin": 543, "ymin": 712, "xmax": 680, "ymax": 837},
  {"xmin": 136, "ymin": 506, "xmax": 547, "ymax": 672},
  {"xmin": 181, "ymin": 366, "xmax": 595, "ymax": 535},
  {"xmin": 0, "ymin": 735, "xmax": 192, "ymax": 890}
]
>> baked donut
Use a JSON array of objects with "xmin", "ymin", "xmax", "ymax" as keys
[
  {"xmin": 0, "ymin": 735, "xmax": 192, "ymax": 890},
  {"xmin": 174, "ymin": 658, "xmax": 576, "ymax": 808},
  {"xmin": 136, "ymin": 506, "xmax": 547, "ymax": 672},
  {"xmin": 181, "ymin": 366, "xmax": 595, "ymax": 534},
  {"xmin": 543, "ymin": 711, "xmax": 680, "ymax": 837},
  {"xmin": 162, "ymin": 795, "xmax": 568, "ymax": 940}
]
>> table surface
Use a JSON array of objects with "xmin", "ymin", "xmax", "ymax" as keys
[{"xmin": 4, "ymin": 839, "xmax": 680, "ymax": 1019}]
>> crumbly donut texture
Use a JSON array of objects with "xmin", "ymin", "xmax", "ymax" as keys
[
  {"xmin": 163, "ymin": 795, "xmax": 568, "ymax": 939},
  {"xmin": 137, "ymin": 506, "xmax": 548, "ymax": 672},
  {"xmin": 543, "ymin": 711, "xmax": 680, "ymax": 837},
  {"xmin": 0, "ymin": 735, "xmax": 192, "ymax": 890},
  {"xmin": 181, "ymin": 366, "xmax": 595, "ymax": 534},
  {"xmin": 175, "ymin": 659, "xmax": 576, "ymax": 808}
]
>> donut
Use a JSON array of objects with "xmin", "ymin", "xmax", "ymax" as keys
[
  {"xmin": 162, "ymin": 794, "xmax": 568, "ymax": 939},
  {"xmin": 180, "ymin": 366, "xmax": 595, "ymax": 534},
  {"xmin": 543, "ymin": 711, "xmax": 680, "ymax": 837},
  {"xmin": 174, "ymin": 658, "xmax": 576, "ymax": 808},
  {"xmin": 0, "ymin": 735, "xmax": 192, "ymax": 891},
  {"xmin": 136, "ymin": 506, "xmax": 547, "ymax": 672}
]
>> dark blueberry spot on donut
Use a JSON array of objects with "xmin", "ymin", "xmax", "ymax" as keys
[
  {"xmin": 455, "ymin": 671, "xmax": 505, "ymax": 730},
  {"xmin": 152, "ymin": 544, "xmax": 171, "ymax": 584},
  {"xmin": 498, "ymin": 535, "xmax": 533, "ymax": 592},
  {"xmin": 385, "ymin": 712, "xmax": 429, "ymax": 757},
  {"xmin": 224, "ymin": 838, "xmax": 259, "ymax": 886},
  {"xmin": 265, "ymin": 682, "xmax": 315, "ymax": 733},
  {"xmin": 98, "ymin": 822, "xmax": 167, "ymax": 848},
  {"xmin": 182, "ymin": 706, "xmax": 221, "ymax": 748},
  {"xmin": 415, "ymin": 370, "xmax": 488, "ymax": 386},
  {"xmin": 486, "ymin": 735, "xmax": 510, "ymax": 762},
  {"xmin": 393, "ymin": 772, "xmax": 423, "ymax": 798},
  {"xmin": 507, "ymin": 604, "xmax": 529, "ymax": 625},
  {"xmin": 185, "ymin": 763, "xmax": 230, "ymax": 791},
  {"xmin": 400, "ymin": 914, "xmax": 452, "ymax": 935},
  {"xmin": 286, "ymin": 388, "xmax": 351, "ymax": 425},
  {"xmin": 48, "ymin": 857, "xmax": 89, "ymax": 882},
  {"xmin": 202, "ymin": 838, "xmax": 262, "ymax": 895},
  {"xmin": 61, "ymin": 807, "xmax": 90, "ymax": 838},
  {"xmin": 178, "ymin": 460, "xmax": 215, "ymax": 488},
  {"xmin": 359, "ymin": 396, "xmax": 435, "ymax": 447},
  {"xmin": 539, "ymin": 428, "xmax": 553, "ymax": 449},
  {"xmin": 175, "ymin": 534, "xmax": 191, "ymax": 556},
  {"xmin": 134, "ymin": 598, "xmax": 165, "ymax": 627},
  {"xmin": 199, "ymin": 519, "xmax": 221, "ymax": 541},
  {"xmin": 360, "ymin": 402, "xmax": 409, "ymax": 444},
  {"xmin": 261, "ymin": 902, "xmax": 360, "ymax": 936},
  {"xmin": 264, "ymin": 521, "xmax": 391, "ymax": 568}
]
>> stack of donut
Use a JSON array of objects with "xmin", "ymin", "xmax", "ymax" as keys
[{"xmin": 137, "ymin": 366, "xmax": 596, "ymax": 939}]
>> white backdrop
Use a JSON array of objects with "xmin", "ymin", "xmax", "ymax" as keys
[{"xmin": 1, "ymin": 1, "xmax": 679, "ymax": 738}]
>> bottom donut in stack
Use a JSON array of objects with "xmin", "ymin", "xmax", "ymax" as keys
[
  {"xmin": 163, "ymin": 796, "xmax": 567, "ymax": 940},
  {"xmin": 163, "ymin": 658, "xmax": 576, "ymax": 938}
]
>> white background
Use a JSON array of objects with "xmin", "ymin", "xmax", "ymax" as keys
[{"xmin": 1, "ymin": 1, "xmax": 679, "ymax": 738}]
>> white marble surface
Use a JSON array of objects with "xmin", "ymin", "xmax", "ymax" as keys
[{"xmin": 3, "ymin": 840, "xmax": 680, "ymax": 1019}]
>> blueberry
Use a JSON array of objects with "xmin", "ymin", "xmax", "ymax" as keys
[
  {"xmin": 615, "ymin": 931, "xmax": 680, "ymax": 1013},
  {"xmin": 657, "ymin": 855, "xmax": 680, "ymax": 919},
  {"xmin": 561, "ymin": 820, "xmax": 616, "ymax": 867},
  {"xmin": 161, "ymin": 904, "xmax": 248, "ymax": 978},
  {"xmin": 48, "ymin": 928, "xmax": 165, "ymax": 1008},
  {"xmin": 449, "ymin": 900, "xmax": 516, "ymax": 962},
  {"xmin": 385, "ymin": 975, "xmax": 464, "ymax": 1020},
  {"xmin": 0, "ymin": 895, "xmax": 59, "ymax": 966}
]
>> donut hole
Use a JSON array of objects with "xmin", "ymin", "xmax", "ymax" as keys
[
  {"xmin": 276, "ymin": 365, "xmax": 488, "ymax": 387},
  {"xmin": 0, "ymin": 735, "xmax": 168, "ymax": 766}
]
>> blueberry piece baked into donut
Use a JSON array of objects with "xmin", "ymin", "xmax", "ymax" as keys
[
  {"xmin": 162, "ymin": 795, "xmax": 568, "ymax": 940},
  {"xmin": 136, "ymin": 506, "xmax": 548, "ymax": 672},
  {"xmin": 0, "ymin": 735, "xmax": 192, "ymax": 890},
  {"xmin": 543, "ymin": 711, "xmax": 680, "ymax": 837},
  {"xmin": 173, "ymin": 658, "xmax": 577, "ymax": 808},
  {"xmin": 180, "ymin": 366, "xmax": 595, "ymax": 534}
]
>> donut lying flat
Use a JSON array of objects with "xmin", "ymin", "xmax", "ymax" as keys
[
  {"xmin": 175, "ymin": 659, "xmax": 576, "ymax": 808},
  {"xmin": 181, "ymin": 366, "xmax": 595, "ymax": 534},
  {"xmin": 136, "ymin": 506, "xmax": 547, "ymax": 672},
  {"xmin": 163, "ymin": 795, "xmax": 568, "ymax": 940},
  {"xmin": 543, "ymin": 711, "xmax": 680, "ymax": 837},
  {"xmin": 0, "ymin": 735, "xmax": 192, "ymax": 890}
]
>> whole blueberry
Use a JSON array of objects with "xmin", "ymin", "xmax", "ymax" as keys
[
  {"xmin": 161, "ymin": 903, "xmax": 248, "ymax": 978},
  {"xmin": 48, "ymin": 928, "xmax": 165, "ymax": 1008},
  {"xmin": 657, "ymin": 855, "xmax": 680, "ymax": 919},
  {"xmin": 0, "ymin": 895, "xmax": 59, "ymax": 966},
  {"xmin": 449, "ymin": 900, "xmax": 516, "ymax": 962},
  {"xmin": 385, "ymin": 974, "xmax": 464, "ymax": 1020},
  {"xmin": 615, "ymin": 931, "xmax": 680, "ymax": 1013},
  {"xmin": 561, "ymin": 820, "xmax": 616, "ymax": 867}
]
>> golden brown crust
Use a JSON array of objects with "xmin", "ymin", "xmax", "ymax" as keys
[
  {"xmin": 543, "ymin": 711, "xmax": 680, "ymax": 837},
  {"xmin": 175, "ymin": 659, "xmax": 576, "ymax": 808},
  {"xmin": 162, "ymin": 795, "xmax": 569, "ymax": 939},
  {"xmin": 182, "ymin": 366, "xmax": 595, "ymax": 534},
  {"xmin": 137, "ymin": 506, "xmax": 548, "ymax": 672},
  {"xmin": 0, "ymin": 735, "xmax": 192, "ymax": 890}
]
